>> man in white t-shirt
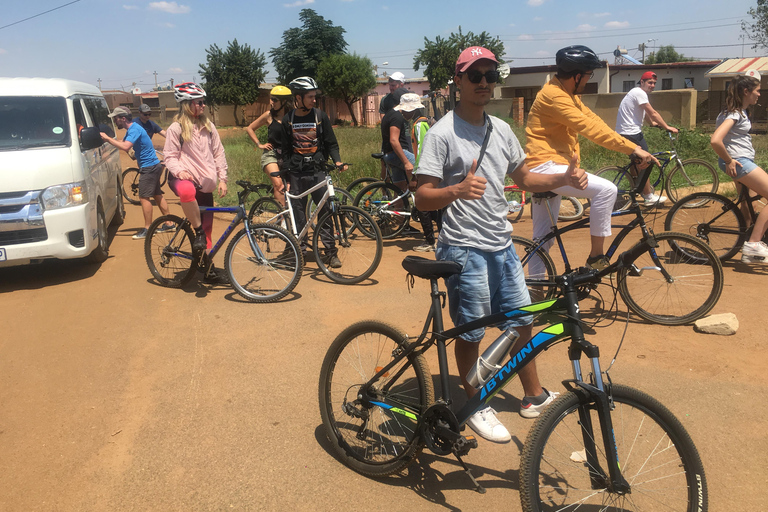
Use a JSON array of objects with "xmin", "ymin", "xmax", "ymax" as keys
[{"xmin": 616, "ymin": 71, "xmax": 679, "ymax": 205}]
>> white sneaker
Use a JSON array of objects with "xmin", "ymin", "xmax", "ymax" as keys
[
  {"xmin": 519, "ymin": 389, "xmax": 560, "ymax": 419},
  {"xmin": 466, "ymin": 407, "xmax": 511, "ymax": 443},
  {"xmin": 741, "ymin": 241, "xmax": 768, "ymax": 263},
  {"xmin": 413, "ymin": 242, "xmax": 436, "ymax": 252},
  {"xmin": 643, "ymin": 194, "xmax": 667, "ymax": 206}
]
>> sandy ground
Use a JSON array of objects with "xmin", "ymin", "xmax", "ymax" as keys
[{"xmin": 0, "ymin": 149, "xmax": 766, "ymax": 511}]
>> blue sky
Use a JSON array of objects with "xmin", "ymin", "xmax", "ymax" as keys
[{"xmin": 0, "ymin": 0, "xmax": 762, "ymax": 92}]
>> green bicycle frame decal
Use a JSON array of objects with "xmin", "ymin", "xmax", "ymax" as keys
[{"xmin": 370, "ymin": 401, "xmax": 418, "ymax": 421}]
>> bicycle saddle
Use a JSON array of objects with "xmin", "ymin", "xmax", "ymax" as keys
[
  {"xmin": 531, "ymin": 191, "xmax": 559, "ymax": 199},
  {"xmin": 371, "ymin": 152, "xmax": 384, "ymax": 159},
  {"xmin": 402, "ymin": 256, "xmax": 461, "ymax": 280}
]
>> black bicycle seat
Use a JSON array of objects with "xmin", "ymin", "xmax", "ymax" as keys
[
  {"xmin": 371, "ymin": 152, "xmax": 384, "ymax": 159},
  {"xmin": 531, "ymin": 191, "xmax": 559, "ymax": 199},
  {"xmin": 402, "ymin": 256, "xmax": 461, "ymax": 280}
]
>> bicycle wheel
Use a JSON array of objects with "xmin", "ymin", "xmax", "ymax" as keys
[
  {"xmin": 617, "ymin": 231, "xmax": 723, "ymax": 325},
  {"xmin": 595, "ymin": 166, "xmax": 635, "ymax": 212},
  {"xmin": 144, "ymin": 215, "xmax": 196, "ymax": 288},
  {"xmin": 519, "ymin": 384, "xmax": 708, "ymax": 512},
  {"xmin": 248, "ymin": 196, "xmax": 283, "ymax": 225},
  {"xmin": 354, "ymin": 182, "xmax": 411, "ymax": 238},
  {"xmin": 121, "ymin": 168, "xmax": 141, "ymax": 205},
  {"xmin": 665, "ymin": 159, "xmax": 719, "ymax": 205},
  {"xmin": 224, "ymin": 223, "xmax": 302, "ymax": 302},
  {"xmin": 505, "ymin": 185, "xmax": 525, "ymax": 222},
  {"xmin": 512, "ymin": 235, "xmax": 558, "ymax": 303},
  {"xmin": 307, "ymin": 187, "xmax": 354, "ymax": 230},
  {"xmin": 557, "ymin": 196, "xmax": 584, "ymax": 221},
  {"xmin": 346, "ymin": 177, "xmax": 379, "ymax": 200},
  {"xmin": 314, "ymin": 205, "xmax": 383, "ymax": 284},
  {"xmin": 319, "ymin": 321, "xmax": 434, "ymax": 477},
  {"xmin": 664, "ymin": 192, "xmax": 746, "ymax": 262}
]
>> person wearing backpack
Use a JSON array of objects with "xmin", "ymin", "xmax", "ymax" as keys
[
  {"xmin": 280, "ymin": 76, "xmax": 346, "ymax": 268},
  {"xmin": 409, "ymin": 99, "xmax": 442, "ymax": 252}
]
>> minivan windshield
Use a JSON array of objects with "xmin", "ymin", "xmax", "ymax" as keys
[{"xmin": 0, "ymin": 96, "xmax": 70, "ymax": 151}]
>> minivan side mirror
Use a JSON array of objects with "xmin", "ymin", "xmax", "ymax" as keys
[{"xmin": 80, "ymin": 126, "xmax": 104, "ymax": 150}]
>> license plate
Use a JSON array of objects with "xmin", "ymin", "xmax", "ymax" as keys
[{"xmin": 0, "ymin": 248, "xmax": 5, "ymax": 261}]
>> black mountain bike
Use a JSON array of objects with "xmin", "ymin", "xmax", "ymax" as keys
[{"xmin": 319, "ymin": 256, "xmax": 708, "ymax": 511}]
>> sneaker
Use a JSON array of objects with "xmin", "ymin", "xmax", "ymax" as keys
[
  {"xmin": 192, "ymin": 230, "xmax": 207, "ymax": 255},
  {"xmin": 132, "ymin": 228, "xmax": 148, "ymax": 240},
  {"xmin": 203, "ymin": 265, "xmax": 230, "ymax": 285},
  {"xmin": 519, "ymin": 389, "xmax": 560, "ymax": 419},
  {"xmin": 157, "ymin": 222, "xmax": 176, "ymax": 233},
  {"xmin": 586, "ymin": 254, "xmax": 610, "ymax": 271},
  {"xmin": 324, "ymin": 254, "xmax": 342, "ymax": 269},
  {"xmin": 741, "ymin": 241, "xmax": 768, "ymax": 263},
  {"xmin": 413, "ymin": 242, "xmax": 436, "ymax": 252},
  {"xmin": 466, "ymin": 407, "xmax": 511, "ymax": 443},
  {"xmin": 643, "ymin": 194, "xmax": 667, "ymax": 206}
]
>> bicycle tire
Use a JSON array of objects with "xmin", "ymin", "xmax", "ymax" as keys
[
  {"xmin": 318, "ymin": 321, "xmax": 434, "ymax": 477},
  {"xmin": 346, "ymin": 177, "xmax": 379, "ymax": 200},
  {"xmin": 307, "ymin": 187, "xmax": 354, "ymax": 230},
  {"xmin": 248, "ymin": 196, "xmax": 283, "ymax": 225},
  {"xmin": 144, "ymin": 215, "xmax": 197, "ymax": 288},
  {"xmin": 511, "ymin": 235, "xmax": 559, "ymax": 303},
  {"xmin": 224, "ymin": 223, "xmax": 302, "ymax": 302},
  {"xmin": 314, "ymin": 205, "xmax": 383, "ymax": 284},
  {"xmin": 664, "ymin": 192, "xmax": 746, "ymax": 262},
  {"xmin": 617, "ymin": 231, "xmax": 723, "ymax": 325},
  {"xmin": 557, "ymin": 196, "xmax": 584, "ymax": 221},
  {"xmin": 505, "ymin": 186, "xmax": 525, "ymax": 222},
  {"xmin": 519, "ymin": 383, "xmax": 708, "ymax": 512},
  {"xmin": 121, "ymin": 168, "xmax": 142, "ymax": 205},
  {"xmin": 159, "ymin": 166, "xmax": 168, "ymax": 187},
  {"xmin": 595, "ymin": 166, "xmax": 635, "ymax": 212},
  {"xmin": 665, "ymin": 159, "xmax": 719, "ymax": 205},
  {"xmin": 354, "ymin": 182, "xmax": 411, "ymax": 238}
]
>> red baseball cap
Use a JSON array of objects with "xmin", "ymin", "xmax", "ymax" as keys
[
  {"xmin": 641, "ymin": 71, "xmax": 657, "ymax": 81},
  {"xmin": 455, "ymin": 46, "xmax": 499, "ymax": 75}
]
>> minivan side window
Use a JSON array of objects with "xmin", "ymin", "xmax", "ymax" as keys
[
  {"xmin": 0, "ymin": 96, "xmax": 70, "ymax": 150},
  {"xmin": 84, "ymin": 97, "xmax": 115, "ymax": 137}
]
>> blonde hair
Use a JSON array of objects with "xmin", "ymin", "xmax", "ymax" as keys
[
  {"xmin": 174, "ymin": 101, "xmax": 212, "ymax": 142},
  {"xmin": 725, "ymin": 75, "xmax": 761, "ymax": 115}
]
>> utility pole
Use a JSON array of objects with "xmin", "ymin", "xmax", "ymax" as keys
[
  {"xmin": 740, "ymin": 34, "xmax": 746, "ymax": 58},
  {"xmin": 638, "ymin": 43, "xmax": 646, "ymax": 63},
  {"xmin": 153, "ymin": 70, "xmax": 158, "ymax": 89},
  {"xmin": 97, "ymin": 78, "xmax": 102, "ymax": 90}
]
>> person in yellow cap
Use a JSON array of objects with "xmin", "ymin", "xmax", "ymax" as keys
[{"xmin": 245, "ymin": 86, "xmax": 294, "ymax": 206}]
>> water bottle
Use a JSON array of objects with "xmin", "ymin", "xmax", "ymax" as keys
[
  {"xmin": 508, "ymin": 200, "xmax": 522, "ymax": 213},
  {"xmin": 466, "ymin": 327, "xmax": 520, "ymax": 388}
]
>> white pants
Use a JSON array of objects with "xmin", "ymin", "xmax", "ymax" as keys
[{"xmin": 530, "ymin": 161, "xmax": 617, "ymax": 249}]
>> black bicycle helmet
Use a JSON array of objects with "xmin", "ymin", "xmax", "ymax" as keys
[
  {"xmin": 555, "ymin": 45, "xmax": 603, "ymax": 73},
  {"xmin": 288, "ymin": 76, "xmax": 319, "ymax": 92}
]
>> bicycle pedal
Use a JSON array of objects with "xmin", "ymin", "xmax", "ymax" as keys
[{"xmin": 452, "ymin": 434, "xmax": 478, "ymax": 456}]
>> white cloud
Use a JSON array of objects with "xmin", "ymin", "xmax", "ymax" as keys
[
  {"xmin": 533, "ymin": 16, "xmax": 542, "ymax": 21},
  {"xmin": 518, "ymin": 34, "xmax": 533, "ymax": 41},
  {"xmin": 168, "ymin": 67, "xmax": 183, "ymax": 73},
  {"xmin": 148, "ymin": 2, "xmax": 190, "ymax": 14},
  {"xmin": 0, "ymin": 49, "xmax": 6, "ymax": 55},
  {"xmin": 576, "ymin": 24, "xmax": 596, "ymax": 31},
  {"xmin": 605, "ymin": 21, "xmax": 630, "ymax": 29},
  {"xmin": 284, "ymin": 0, "xmax": 314, "ymax": 6},
  {"xmin": 594, "ymin": 12, "xmax": 610, "ymax": 17},
  {"xmin": 164, "ymin": 22, "xmax": 176, "ymax": 28},
  {"xmin": 122, "ymin": 4, "xmax": 139, "ymax": 9},
  {"xmin": 528, "ymin": 0, "xmax": 546, "ymax": 5}
]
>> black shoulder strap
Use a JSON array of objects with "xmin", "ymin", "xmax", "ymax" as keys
[{"xmin": 474, "ymin": 113, "xmax": 493, "ymax": 171}]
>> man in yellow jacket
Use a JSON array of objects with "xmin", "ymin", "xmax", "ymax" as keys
[{"xmin": 526, "ymin": 45, "xmax": 657, "ymax": 269}]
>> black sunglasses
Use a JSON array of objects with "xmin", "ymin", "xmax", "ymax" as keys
[
  {"xmin": 141, "ymin": 112, "xmax": 152, "ymax": 116},
  {"xmin": 462, "ymin": 70, "xmax": 501, "ymax": 84},
  {"xmin": 193, "ymin": 100, "xmax": 205, "ymax": 106}
]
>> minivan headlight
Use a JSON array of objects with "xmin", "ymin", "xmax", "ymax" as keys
[{"xmin": 41, "ymin": 181, "xmax": 89, "ymax": 210}]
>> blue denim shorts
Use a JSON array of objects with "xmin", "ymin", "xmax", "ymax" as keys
[
  {"xmin": 718, "ymin": 157, "xmax": 758, "ymax": 179},
  {"xmin": 435, "ymin": 242, "xmax": 532, "ymax": 342},
  {"xmin": 383, "ymin": 150, "xmax": 415, "ymax": 183}
]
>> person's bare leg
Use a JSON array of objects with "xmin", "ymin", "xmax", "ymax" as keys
[
  {"xmin": 512, "ymin": 324, "xmax": 544, "ymax": 398},
  {"xmin": 455, "ymin": 337, "xmax": 480, "ymax": 398},
  {"xmin": 155, "ymin": 194, "xmax": 172, "ymax": 217},
  {"xmin": 738, "ymin": 168, "xmax": 768, "ymax": 242},
  {"xmin": 590, "ymin": 235, "xmax": 607, "ymax": 258},
  {"xmin": 139, "ymin": 197, "xmax": 153, "ymax": 229},
  {"xmin": 180, "ymin": 200, "xmax": 202, "ymax": 229}
]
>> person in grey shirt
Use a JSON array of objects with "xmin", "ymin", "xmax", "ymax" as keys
[{"xmin": 415, "ymin": 46, "xmax": 587, "ymax": 443}]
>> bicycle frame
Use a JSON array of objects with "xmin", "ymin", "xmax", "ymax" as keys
[
  {"xmin": 362, "ymin": 186, "xmax": 413, "ymax": 219},
  {"xmin": 263, "ymin": 174, "xmax": 337, "ymax": 243},
  {"xmin": 361, "ymin": 270, "xmax": 629, "ymax": 492}
]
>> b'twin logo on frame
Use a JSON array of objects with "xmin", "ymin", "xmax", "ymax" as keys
[{"xmin": 478, "ymin": 340, "xmax": 535, "ymax": 400}]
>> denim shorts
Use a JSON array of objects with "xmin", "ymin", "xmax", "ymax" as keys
[
  {"xmin": 718, "ymin": 157, "xmax": 758, "ymax": 179},
  {"xmin": 435, "ymin": 242, "xmax": 532, "ymax": 342},
  {"xmin": 383, "ymin": 150, "xmax": 415, "ymax": 183}
]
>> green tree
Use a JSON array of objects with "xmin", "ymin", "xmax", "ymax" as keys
[
  {"xmin": 316, "ymin": 53, "xmax": 376, "ymax": 127},
  {"xmin": 644, "ymin": 45, "xmax": 694, "ymax": 64},
  {"xmin": 270, "ymin": 9, "xmax": 348, "ymax": 84},
  {"xmin": 744, "ymin": 0, "xmax": 768, "ymax": 49},
  {"xmin": 199, "ymin": 39, "xmax": 267, "ymax": 126},
  {"xmin": 413, "ymin": 27, "xmax": 504, "ymax": 112}
]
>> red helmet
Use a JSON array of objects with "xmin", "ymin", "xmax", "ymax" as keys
[{"xmin": 174, "ymin": 82, "xmax": 206, "ymax": 103}]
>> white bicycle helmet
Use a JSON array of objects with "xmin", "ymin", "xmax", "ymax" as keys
[
  {"xmin": 174, "ymin": 82, "xmax": 206, "ymax": 102},
  {"xmin": 289, "ymin": 76, "xmax": 319, "ymax": 92}
]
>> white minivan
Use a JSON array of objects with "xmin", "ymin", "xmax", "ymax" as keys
[{"xmin": 0, "ymin": 78, "xmax": 124, "ymax": 266}]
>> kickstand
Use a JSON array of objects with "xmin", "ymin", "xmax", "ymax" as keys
[{"xmin": 455, "ymin": 453, "xmax": 486, "ymax": 494}]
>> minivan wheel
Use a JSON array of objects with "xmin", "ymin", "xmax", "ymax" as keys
[{"xmin": 87, "ymin": 205, "xmax": 109, "ymax": 263}]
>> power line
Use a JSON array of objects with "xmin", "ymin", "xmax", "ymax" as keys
[
  {"xmin": 0, "ymin": 0, "xmax": 82, "ymax": 31},
  {"xmin": 503, "ymin": 22, "xmax": 742, "ymax": 43}
]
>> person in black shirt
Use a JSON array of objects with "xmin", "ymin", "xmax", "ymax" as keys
[{"xmin": 281, "ymin": 76, "xmax": 346, "ymax": 268}]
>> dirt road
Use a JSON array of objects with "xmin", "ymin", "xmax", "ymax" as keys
[{"xmin": 1, "ymin": 180, "xmax": 766, "ymax": 510}]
